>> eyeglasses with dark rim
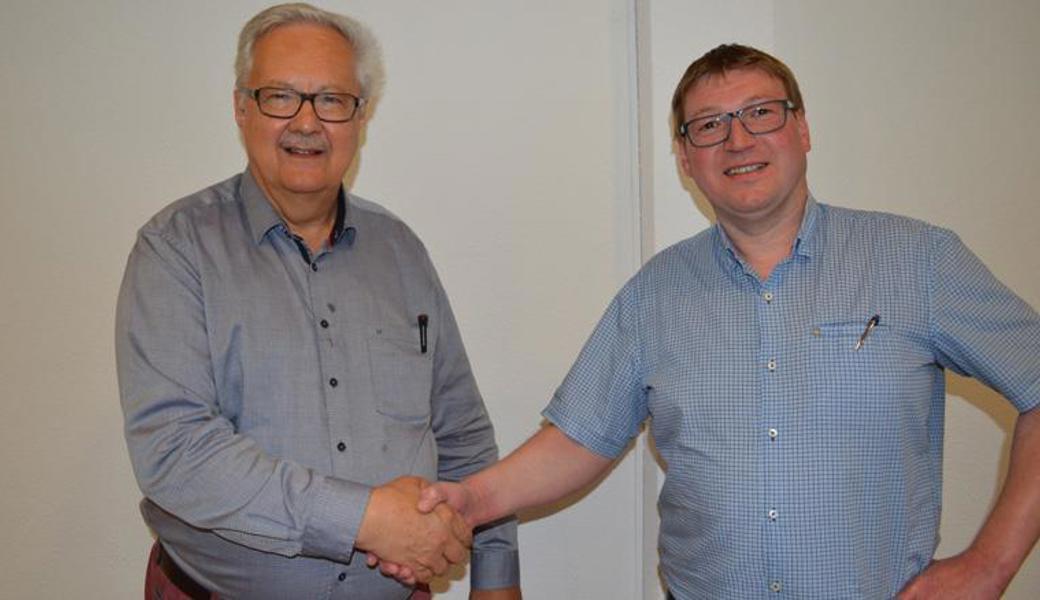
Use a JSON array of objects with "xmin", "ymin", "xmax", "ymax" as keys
[
  {"xmin": 240, "ymin": 87, "xmax": 366, "ymax": 123},
  {"xmin": 678, "ymin": 99, "xmax": 796, "ymax": 147}
]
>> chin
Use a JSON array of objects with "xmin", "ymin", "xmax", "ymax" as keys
[{"xmin": 281, "ymin": 174, "xmax": 334, "ymax": 193}]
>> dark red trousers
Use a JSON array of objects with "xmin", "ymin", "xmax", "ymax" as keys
[{"xmin": 145, "ymin": 542, "xmax": 217, "ymax": 600}]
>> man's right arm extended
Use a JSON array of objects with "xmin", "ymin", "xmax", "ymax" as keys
[{"xmin": 417, "ymin": 425, "xmax": 612, "ymax": 528}]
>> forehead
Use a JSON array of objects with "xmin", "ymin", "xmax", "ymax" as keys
[
  {"xmin": 683, "ymin": 68, "xmax": 786, "ymax": 118},
  {"xmin": 249, "ymin": 22, "xmax": 358, "ymax": 89}
]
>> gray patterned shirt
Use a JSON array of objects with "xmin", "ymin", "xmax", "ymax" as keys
[{"xmin": 117, "ymin": 170, "xmax": 518, "ymax": 599}]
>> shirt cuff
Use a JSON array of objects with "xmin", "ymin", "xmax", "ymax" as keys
[
  {"xmin": 301, "ymin": 476, "xmax": 372, "ymax": 562},
  {"xmin": 470, "ymin": 516, "xmax": 520, "ymax": 589},
  {"xmin": 471, "ymin": 549, "xmax": 521, "ymax": 589}
]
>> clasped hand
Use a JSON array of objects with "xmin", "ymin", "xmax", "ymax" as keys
[
  {"xmin": 367, "ymin": 479, "xmax": 477, "ymax": 585},
  {"xmin": 357, "ymin": 476, "xmax": 473, "ymax": 583}
]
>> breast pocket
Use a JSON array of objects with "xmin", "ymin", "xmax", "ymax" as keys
[
  {"xmin": 809, "ymin": 318, "xmax": 935, "ymax": 423},
  {"xmin": 367, "ymin": 325, "xmax": 433, "ymax": 421}
]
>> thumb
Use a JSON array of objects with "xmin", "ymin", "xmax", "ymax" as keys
[{"xmin": 417, "ymin": 484, "xmax": 446, "ymax": 513}]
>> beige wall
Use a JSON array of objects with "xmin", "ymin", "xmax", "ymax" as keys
[{"xmin": 1, "ymin": 1, "xmax": 1036, "ymax": 598}]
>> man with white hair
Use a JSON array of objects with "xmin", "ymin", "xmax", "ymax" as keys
[{"xmin": 116, "ymin": 4, "xmax": 519, "ymax": 598}]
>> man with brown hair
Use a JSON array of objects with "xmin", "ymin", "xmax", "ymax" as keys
[{"xmin": 407, "ymin": 44, "xmax": 1040, "ymax": 599}]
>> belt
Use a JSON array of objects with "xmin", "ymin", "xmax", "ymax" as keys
[{"xmin": 155, "ymin": 543, "xmax": 213, "ymax": 600}]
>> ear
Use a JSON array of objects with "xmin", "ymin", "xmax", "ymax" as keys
[
  {"xmin": 233, "ymin": 89, "xmax": 247, "ymax": 128},
  {"xmin": 675, "ymin": 138, "xmax": 694, "ymax": 179},
  {"xmin": 795, "ymin": 111, "xmax": 811, "ymax": 153}
]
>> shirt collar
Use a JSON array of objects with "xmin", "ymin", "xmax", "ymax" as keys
[
  {"xmin": 792, "ymin": 194, "xmax": 820, "ymax": 258},
  {"xmin": 713, "ymin": 194, "xmax": 822, "ymax": 271},
  {"xmin": 240, "ymin": 169, "xmax": 352, "ymax": 247}
]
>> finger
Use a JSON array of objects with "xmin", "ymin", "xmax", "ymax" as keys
[
  {"xmin": 418, "ymin": 552, "xmax": 449, "ymax": 577},
  {"xmin": 452, "ymin": 512, "xmax": 472, "ymax": 546},
  {"xmin": 443, "ymin": 536, "xmax": 468, "ymax": 565},
  {"xmin": 366, "ymin": 553, "xmax": 378, "ymax": 568},
  {"xmin": 434, "ymin": 504, "xmax": 472, "ymax": 547},
  {"xmin": 412, "ymin": 564, "xmax": 435, "ymax": 584},
  {"xmin": 379, "ymin": 562, "xmax": 400, "ymax": 577},
  {"xmin": 417, "ymin": 485, "xmax": 445, "ymax": 513},
  {"xmin": 396, "ymin": 566, "xmax": 416, "ymax": 585}
]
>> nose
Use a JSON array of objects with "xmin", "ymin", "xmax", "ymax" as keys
[
  {"xmin": 289, "ymin": 97, "xmax": 322, "ymax": 133},
  {"xmin": 724, "ymin": 117, "xmax": 755, "ymax": 151}
]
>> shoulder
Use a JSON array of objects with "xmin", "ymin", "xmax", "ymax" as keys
[
  {"xmin": 138, "ymin": 173, "xmax": 244, "ymax": 243},
  {"xmin": 348, "ymin": 193, "xmax": 429, "ymax": 253},
  {"xmin": 635, "ymin": 227, "xmax": 717, "ymax": 286},
  {"xmin": 610, "ymin": 227, "xmax": 716, "ymax": 307},
  {"xmin": 819, "ymin": 202, "xmax": 953, "ymax": 241}
]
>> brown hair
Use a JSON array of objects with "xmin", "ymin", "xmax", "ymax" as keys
[{"xmin": 671, "ymin": 44, "xmax": 804, "ymax": 139}]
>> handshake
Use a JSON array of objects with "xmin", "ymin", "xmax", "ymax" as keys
[{"xmin": 356, "ymin": 475, "xmax": 481, "ymax": 585}]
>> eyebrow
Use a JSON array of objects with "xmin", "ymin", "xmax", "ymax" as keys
[
  {"xmin": 687, "ymin": 95, "xmax": 777, "ymax": 120},
  {"xmin": 252, "ymin": 80, "xmax": 355, "ymax": 94}
]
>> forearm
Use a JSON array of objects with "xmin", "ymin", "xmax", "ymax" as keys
[
  {"xmin": 124, "ymin": 404, "xmax": 371, "ymax": 560},
  {"xmin": 965, "ymin": 406, "xmax": 1040, "ymax": 585},
  {"xmin": 465, "ymin": 425, "xmax": 613, "ymax": 526}
]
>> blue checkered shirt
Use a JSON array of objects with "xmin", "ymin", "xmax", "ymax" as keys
[{"xmin": 544, "ymin": 198, "xmax": 1040, "ymax": 599}]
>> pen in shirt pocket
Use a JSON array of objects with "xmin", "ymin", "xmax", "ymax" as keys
[
  {"xmin": 854, "ymin": 314, "xmax": 880, "ymax": 351},
  {"xmin": 417, "ymin": 314, "xmax": 429, "ymax": 354}
]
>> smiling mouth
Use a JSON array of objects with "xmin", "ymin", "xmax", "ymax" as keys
[
  {"xmin": 725, "ymin": 163, "xmax": 767, "ymax": 176},
  {"xmin": 283, "ymin": 146, "xmax": 324, "ymax": 156}
]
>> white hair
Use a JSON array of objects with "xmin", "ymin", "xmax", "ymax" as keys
[{"xmin": 235, "ymin": 3, "xmax": 385, "ymax": 100}]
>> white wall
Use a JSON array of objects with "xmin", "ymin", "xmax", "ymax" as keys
[
  {"xmin": 646, "ymin": 1, "xmax": 1040, "ymax": 597},
  {"xmin": 2, "ymin": 1, "xmax": 1037, "ymax": 598}
]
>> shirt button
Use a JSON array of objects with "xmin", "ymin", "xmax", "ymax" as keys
[
  {"xmin": 767, "ymin": 509, "xmax": 779, "ymax": 521},
  {"xmin": 338, "ymin": 572, "xmax": 347, "ymax": 582},
  {"xmin": 768, "ymin": 428, "xmax": 779, "ymax": 441},
  {"xmin": 766, "ymin": 358, "xmax": 777, "ymax": 371},
  {"xmin": 337, "ymin": 441, "xmax": 346, "ymax": 452},
  {"xmin": 311, "ymin": 262, "xmax": 318, "ymax": 272},
  {"xmin": 770, "ymin": 580, "xmax": 783, "ymax": 593},
  {"xmin": 812, "ymin": 327, "xmax": 821, "ymax": 337},
  {"xmin": 320, "ymin": 319, "xmax": 330, "ymax": 328},
  {"xmin": 763, "ymin": 291, "xmax": 774, "ymax": 303},
  {"xmin": 329, "ymin": 378, "xmax": 338, "ymax": 387}
]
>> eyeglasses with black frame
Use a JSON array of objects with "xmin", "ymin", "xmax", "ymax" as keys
[
  {"xmin": 679, "ymin": 99, "xmax": 796, "ymax": 147},
  {"xmin": 240, "ymin": 87, "xmax": 365, "ymax": 123}
]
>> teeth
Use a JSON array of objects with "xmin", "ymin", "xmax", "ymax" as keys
[{"xmin": 726, "ymin": 163, "xmax": 765, "ymax": 175}]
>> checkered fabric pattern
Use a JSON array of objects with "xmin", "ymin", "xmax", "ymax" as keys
[{"xmin": 544, "ymin": 198, "xmax": 1040, "ymax": 599}]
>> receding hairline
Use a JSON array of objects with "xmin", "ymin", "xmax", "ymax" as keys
[
  {"xmin": 234, "ymin": 3, "xmax": 384, "ymax": 100},
  {"xmin": 670, "ymin": 44, "xmax": 804, "ymax": 138},
  {"xmin": 680, "ymin": 69, "xmax": 792, "ymax": 116},
  {"xmin": 245, "ymin": 22, "xmax": 360, "ymax": 81}
]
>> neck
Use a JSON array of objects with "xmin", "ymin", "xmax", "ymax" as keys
[
  {"xmin": 252, "ymin": 169, "xmax": 340, "ymax": 255},
  {"xmin": 718, "ymin": 194, "xmax": 808, "ymax": 281}
]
